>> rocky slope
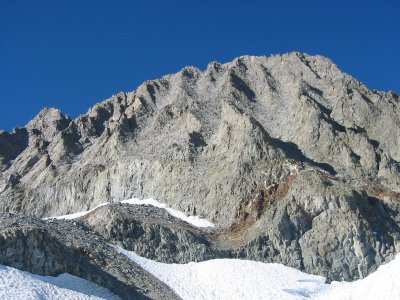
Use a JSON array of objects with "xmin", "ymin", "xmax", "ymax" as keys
[
  {"xmin": 0, "ymin": 212, "xmax": 180, "ymax": 299},
  {"xmin": 80, "ymin": 189, "xmax": 400, "ymax": 282},
  {"xmin": 0, "ymin": 52, "xmax": 399, "ymax": 283}
]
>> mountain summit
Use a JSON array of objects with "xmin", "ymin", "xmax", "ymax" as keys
[{"xmin": 0, "ymin": 53, "xmax": 399, "ymax": 296}]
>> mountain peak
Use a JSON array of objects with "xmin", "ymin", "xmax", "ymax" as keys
[
  {"xmin": 26, "ymin": 107, "xmax": 71, "ymax": 139},
  {"xmin": 0, "ymin": 53, "xmax": 399, "ymax": 284}
]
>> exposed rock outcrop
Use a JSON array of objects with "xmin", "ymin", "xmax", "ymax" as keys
[
  {"xmin": 0, "ymin": 52, "xmax": 399, "ymax": 283},
  {"xmin": 82, "ymin": 203, "xmax": 215, "ymax": 263},
  {"xmin": 0, "ymin": 213, "xmax": 180, "ymax": 300},
  {"xmin": 80, "ymin": 174, "xmax": 400, "ymax": 282}
]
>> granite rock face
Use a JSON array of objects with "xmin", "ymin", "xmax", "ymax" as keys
[
  {"xmin": 0, "ymin": 52, "xmax": 399, "ymax": 283},
  {"xmin": 1, "ymin": 52, "xmax": 399, "ymax": 225},
  {"xmin": 222, "ymin": 171, "xmax": 400, "ymax": 281}
]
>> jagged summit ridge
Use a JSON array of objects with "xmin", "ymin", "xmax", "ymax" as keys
[
  {"xmin": 0, "ymin": 52, "xmax": 400, "ymax": 282},
  {"xmin": 1, "ymin": 52, "xmax": 398, "ymax": 220}
]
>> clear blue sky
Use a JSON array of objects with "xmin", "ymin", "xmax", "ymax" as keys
[{"xmin": 1, "ymin": 0, "xmax": 399, "ymax": 131}]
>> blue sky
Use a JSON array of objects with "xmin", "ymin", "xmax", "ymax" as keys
[{"xmin": 1, "ymin": 0, "xmax": 399, "ymax": 131}]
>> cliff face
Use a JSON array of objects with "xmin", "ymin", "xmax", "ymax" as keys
[
  {"xmin": 1, "ymin": 52, "xmax": 398, "ymax": 223},
  {"xmin": 0, "ymin": 52, "xmax": 399, "ymax": 282}
]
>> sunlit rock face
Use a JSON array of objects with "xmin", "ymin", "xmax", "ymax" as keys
[{"xmin": 0, "ymin": 52, "xmax": 399, "ymax": 281}]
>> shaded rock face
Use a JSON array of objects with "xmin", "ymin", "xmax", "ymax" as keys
[
  {"xmin": 0, "ymin": 213, "xmax": 180, "ymax": 300},
  {"xmin": 0, "ymin": 52, "xmax": 399, "ymax": 283}
]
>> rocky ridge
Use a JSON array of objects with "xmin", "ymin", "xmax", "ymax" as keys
[
  {"xmin": 0, "ymin": 52, "xmax": 399, "ymax": 286},
  {"xmin": 0, "ymin": 212, "xmax": 180, "ymax": 300}
]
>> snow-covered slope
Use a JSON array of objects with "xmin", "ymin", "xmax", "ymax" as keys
[
  {"xmin": 0, "ymin": 264, "xmax": 120, "ymax": 300},
  {"xmin": 119, "ymin": 247, "xmax": 325, "ymax": 299},
  {"xmin": 2, "ymin": 244, "xmax": 398, "ymax": 300},
  {"xmin": 47, "ymin": 197, "xmax": 214, "ymax": 228},
  {"xmin": 119, "ymin": 247, "xmax": 400, "ymax": 300},
  {"xmin": 317, "ymin": 254, "xmax": 400, "ymax": 300}
]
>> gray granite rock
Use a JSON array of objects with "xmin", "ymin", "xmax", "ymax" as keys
[
  {"xmin": 222, "ymin": 171, "xmax": 400, "ymax": 282},
  {"xmin": 0, "ymin": 52, "xmax": 399, "ymax": 283},
  {"xmin": 0, "ymin": 213, "xmax": 180, "ymax": 300},
  {"xmin": 1, "ymin": 53, "xmax": 399, "ymax": 225},
  {"xmin": 82, "ymin": 203, "xmax": 216, "ymax": 263},
  {"xmin": 82, "ymin": 178, "xmax": 400, "ymax": 282}
]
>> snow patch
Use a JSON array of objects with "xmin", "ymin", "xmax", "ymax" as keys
[
  {"xmin": 121, "ymin": 198, "xmax": 214, "ymax": 228},
  {"xmin": 0, "ymin": 264, "xmax": 120, "ymax": 300},
  {"xmin": 46, "ymin": 198, "xmax": 214, "ymax": 228},
  {"xmin": 44, "ymin": 202, "xmax": 109, "ymax": 220}
]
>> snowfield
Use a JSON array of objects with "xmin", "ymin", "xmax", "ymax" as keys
[
  {"xmin": 0, "ymin": 264, "xmax": 119, "ymax": 300},
  {"xmin": 119, "ymin": 247, "xmax": 400, "ymax": 300},
  {"xmin": 1, "ymin": 247, "xmax": 399, "ymax": 300},
  {"xmin": 46, "ymin": 197, "xmax": 214, "ymax": 228},
  {"xmin": 119, "ymin": 247, "xmax": 325, "ymax": 299}
]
